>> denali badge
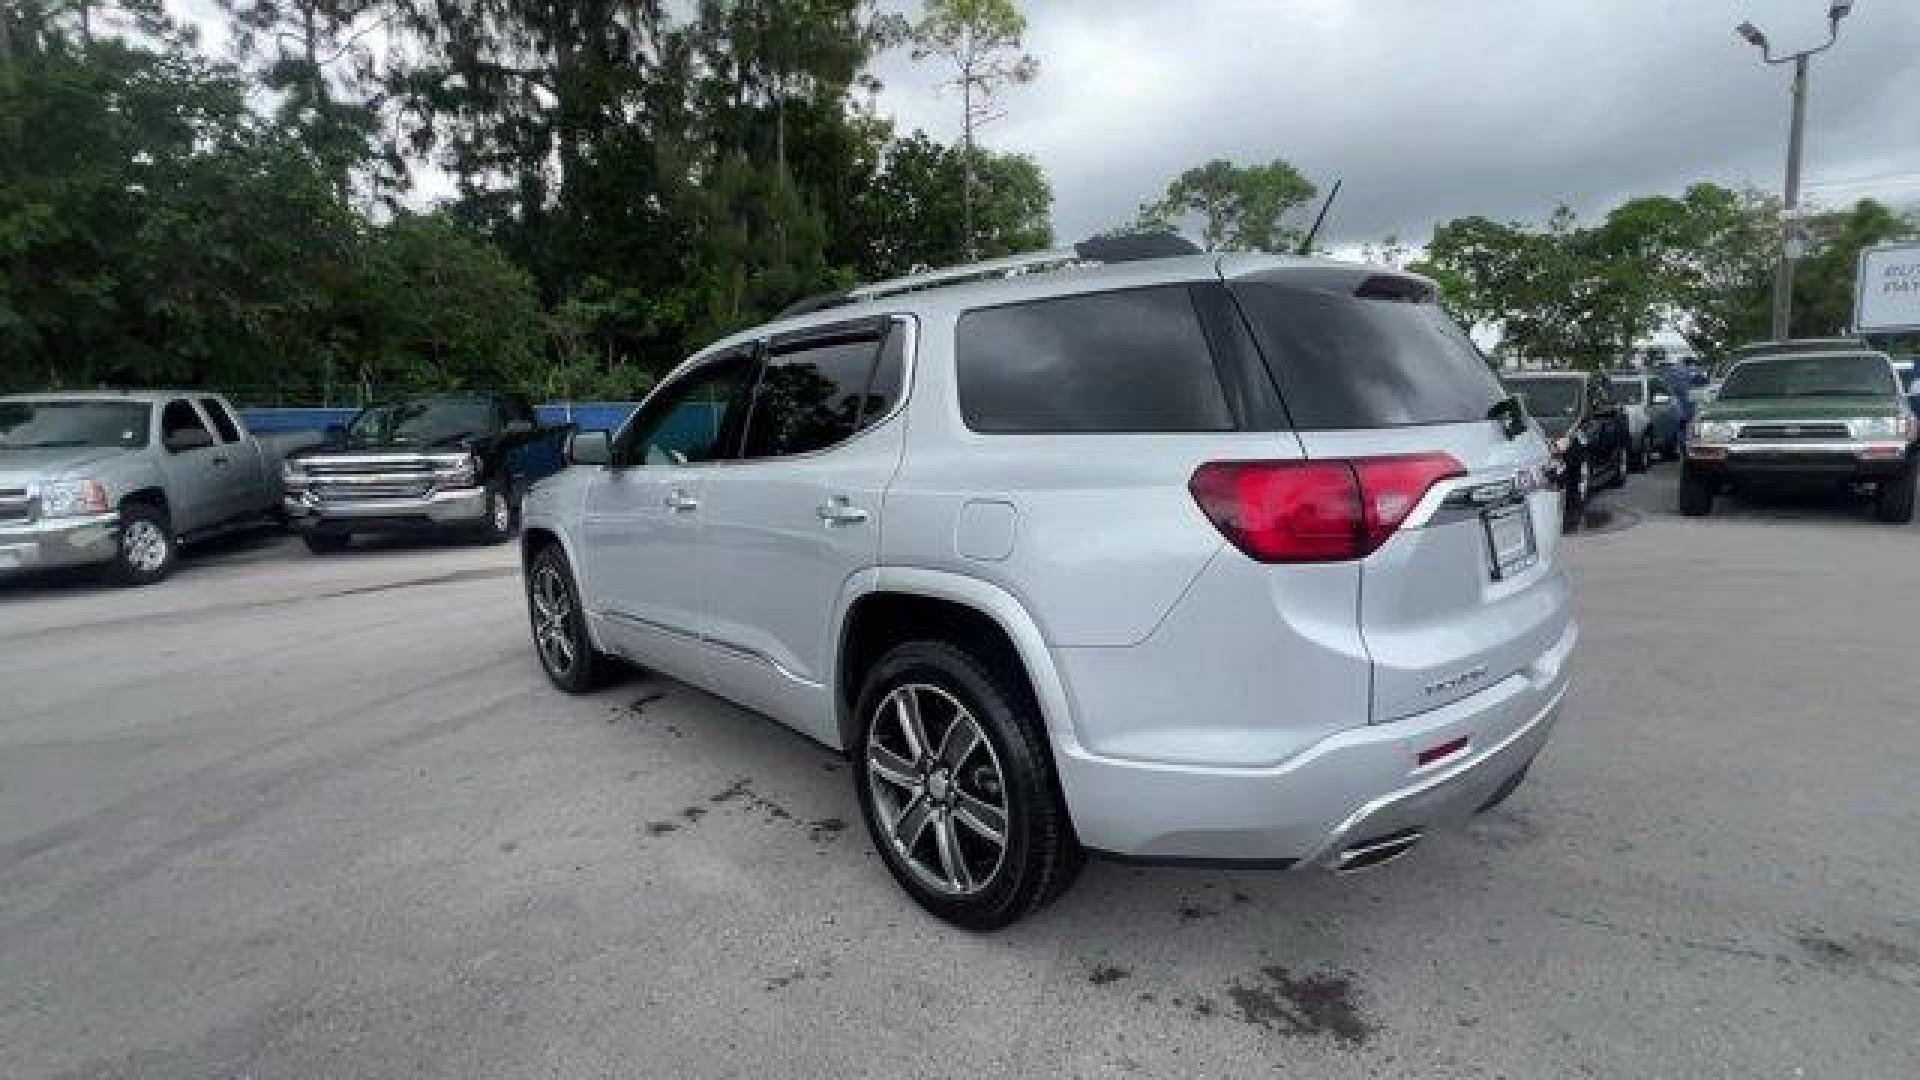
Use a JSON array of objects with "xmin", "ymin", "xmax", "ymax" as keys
[{"xmin": 1424, "ymin": 665, "xmax": 1489, "ymax": 697}]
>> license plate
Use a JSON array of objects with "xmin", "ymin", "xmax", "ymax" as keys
[{"xmin": 1483, "ymin": 502, "xmax": 1536, "ymax": 580}]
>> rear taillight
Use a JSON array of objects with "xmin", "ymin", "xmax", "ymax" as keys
[{"xmin": 1189, "ymin": 454, "xmax": 1464, "ymax": 563}]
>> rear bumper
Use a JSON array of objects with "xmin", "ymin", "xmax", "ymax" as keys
[
  {"xmin": 284, "ymin": 487, "xmax": 488, "ymax": 532},
  {"xmin": 1055, "ymin": 619, "xmax": 1575, "ymax": 864},
  {"xmin": 0, "ymin": 512, "xmax": 121, "ymax": 571}
]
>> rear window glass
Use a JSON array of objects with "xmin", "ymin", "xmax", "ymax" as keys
[
  {"xmin": 956, "ymin": 286, "xmax": 1233, "ymax": 433},
  {"xmin": 1229, "ymin": 280, "xmax": 1505, "ymax": 429},
  {"xmin": 1505, "ymin": 377, "xmax": 1582, "ymax": 419},
  {"xmin": 1719, "ymin": 355, "xmax": 1895, "ymax": 400}
]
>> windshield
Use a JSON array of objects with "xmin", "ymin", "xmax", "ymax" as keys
[
  {"xmin": 1608, "ymin": 378, "xmax": 1645, "ymax": 404},
  {"xmin": 1718, "ymin": 355, "xmax": 1894, "ymax": 400},
  {"xmin": 0, "ymin": 400, "xmax": 151, "ymax": 450},
  {"xmin": 1505, "ymin": 377, "xmax": 1582, "ymax": 418},
  {"xmin": 346, "ymin": 397, "xmax": 494, "ymax": 446}
]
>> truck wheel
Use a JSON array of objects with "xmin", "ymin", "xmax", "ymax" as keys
[
  {"xmin": 303, "ymin": 531, "xmax": 352, "ymax": 554},
  {"xmin": 1628, "ymin": 433, "xmax": 1650, "ymax": 474},
  {"xmin": 1560, "ymin": 455, "xmax": 1585, "ymax": 528},
  {"xmin": 1679, "ymin": 466, "xmax": 1715, "ymax": 517},
  {"xmin": 103, "ymin": 502, "xmax": 175, "ymax": 587},
  {"xmin": 1874, "ymin": 462, "xmax": 1916, "ymax": 524},
  {"xmin": 852, "ymin": 640, "xmax": 1083, "ymax": 931},
  {"xmin": 478, "ymin": 482, "xmax": 516, "ymax": 544},
  {"xmin": 527, "ymin": 543, "xmax": 616, "ymax": 693}
]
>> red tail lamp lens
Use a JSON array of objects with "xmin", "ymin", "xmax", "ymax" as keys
[{"xmin": 1189, "ymin": 454, "xmax": 1464, "ymax": 563}]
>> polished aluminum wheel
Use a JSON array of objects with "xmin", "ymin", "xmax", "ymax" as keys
[
  {"xmin": 530, "ymin": 562, "xmax": 577, "ymax": 676},
  {"xmin": 123, "ymin": 519, "xmax": 169, "ymax": 574},
  {"xmin": 866, "ymin": 683, "xmax": 1008, "ymax": 896},
  {"xmin": 490, "ymin": 489, "xmax": 512, "ymax": 533}
]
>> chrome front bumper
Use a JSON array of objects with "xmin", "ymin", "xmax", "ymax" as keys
[
  {"xmin": 0, "ymin": 512, "xmax": 122, "ymax": 571},
  {"xmin": 283, "ymin": 486, "xmax": 488, "ymax": 526}
]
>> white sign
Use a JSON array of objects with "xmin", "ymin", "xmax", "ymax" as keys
[{"xmin": 1856, "ymin": 242, "xmax": 1920, "ymax": 334}]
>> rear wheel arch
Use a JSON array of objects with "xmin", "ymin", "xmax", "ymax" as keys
[{"xmin": 833, "ymin": 575, "xmax": 1073, "ymax": 761}]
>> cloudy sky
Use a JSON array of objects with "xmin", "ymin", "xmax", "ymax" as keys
[
  {"xmin": 869, "ymin": 0, "xmax": 1920, "ymax": 247},
  {"xmin": 176, "ymin": 0, "xmax": 1919, "ymax": 250}
]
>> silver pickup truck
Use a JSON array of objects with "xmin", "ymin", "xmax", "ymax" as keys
[{"xmin": 0, "ymin": 391, "xmax": 301, "ymax": 585}]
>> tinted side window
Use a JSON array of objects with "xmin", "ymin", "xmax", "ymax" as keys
[
  {"xmin": 957, "ymin": 286, "xmax": 1233, "ymax": 433},
  {"xmin": 161, "ymin": 400, "xmax": 211, "ymax": 445},
  {"xmin": 198, "ymin": 397, "xmax": 241, "ymax": 442},
  {"xmin": 617, "ymin": 352, "xmax": 756, "ymax": 466},
  {"xmin": 741, "ymin": 334, "xmax": 886, "ymax": 459},
  {"xmin": 1230, "ymin": 279, "xmax": 1505, "ymax": 429}
]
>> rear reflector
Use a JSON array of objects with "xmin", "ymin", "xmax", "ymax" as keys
[
  {"xmin": 1189, "ymin": 454, "xmax": 1464, "ymax": 563},
  {"xmin": 1417, "ymin": 736, "xmax": 1470, "ymax": 767}
]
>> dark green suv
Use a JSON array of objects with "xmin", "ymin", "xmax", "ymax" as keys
[{"xmin": 1682, "ymin": 345, "xmax": 1918, "ymax": 523}]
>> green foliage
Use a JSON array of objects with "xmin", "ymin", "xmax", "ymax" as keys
[
  {"xmin": 909, "ymin": 0, "xmax": 1038, "ymax": 258},
  {"xmin": 1421, "ymin": 184, "xmax": 1915, "ymax": 367},
  {"xmin": 1136, "ymin": 159, "xmax": 1317, "ymax": 253},
  {"xmin": 858, "ymin": 131, "xmax": 1051, "ymax": 277},
  {"xmin": 1, "ymin": 0, "xmax": 1053, "ymax": 402}
]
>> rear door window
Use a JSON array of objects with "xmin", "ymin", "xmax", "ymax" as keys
[
  {"xmin": 740, "ymin": 326, "xmax": 895, "ymax": 459},
  {"xmin": 957, "ymin": 286, "xmax": 1234, "ymax": 433},
  {"xmin": 1229, "ymin": 276, "xmax": 1505, "ymax": 429},
  {"xmin": 198, "ymin": 397, "xmax": 242, "ymax": 443}
]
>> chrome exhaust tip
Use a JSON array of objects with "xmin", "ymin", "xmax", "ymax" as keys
[{"xmin": 1334, "ymin": 829, "xmax": 1424, "ymax": 874}]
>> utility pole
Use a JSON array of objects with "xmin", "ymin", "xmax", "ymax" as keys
[{"xmin": 1736, "ymin": 2, "xmax": 1854, "ymax": 342}]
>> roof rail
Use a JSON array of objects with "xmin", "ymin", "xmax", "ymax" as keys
[{"xmin": 774, "ymin": 232, "xmax": 1201, "ymax": 319}]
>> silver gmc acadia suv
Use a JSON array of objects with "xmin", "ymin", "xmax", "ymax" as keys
[{"xmin": 520, "ymin": 237, "xmax": 1577, "ymax": 930}]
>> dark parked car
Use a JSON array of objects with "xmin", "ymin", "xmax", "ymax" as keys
[
  {"xmin": 281, "ymin": 393, "xmax": 569, "ymax": 552},
  {"xmin": 1503, "ymin": 371, "xmax": 1632, "ymax": 523}
]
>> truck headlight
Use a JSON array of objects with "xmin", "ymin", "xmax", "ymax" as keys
[
  {"xmin": 437, "ymin": 454, "xmax": 479, "ymax": 489},
  {"xmin": 1690, "ymin": 420, "xmax": 1736, "ymax": 444},
  {"xmin": 1850, "ymin": 416, "xmax": 1903, "ymax": 440},
  {"xmin": 40, "ymin": 480, "xmax": 109, "ymax": 519}
]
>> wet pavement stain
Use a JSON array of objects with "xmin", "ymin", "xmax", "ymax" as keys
[
  {"xmin": 808, "ymin": 817, "xmax": 848, "ymax": 842},
  {"xmin": 644, "ymin": 821, "xmax": 677, "ymax": 836},
  {"xmin": 1178, "ymin": 905, "xmax": 1220, "ymax": 922},
  {"xmin": 627, "ymin": 692, "xmax": 668, "ymax": 715},
  {"xmin": 1225, "ymin": 966, "xmax": 1372, "ymax": 1045},
  {"xmin": 1087, "ymin": 964, "xmax": 1132, "ymax": 986}
]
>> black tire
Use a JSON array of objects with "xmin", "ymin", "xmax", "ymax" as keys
[
  {"xmin": 1628, "ymin": 432, "xmax": 1650, "ymax": 474},
  {"xmin": 1560, "ymin": 454, "xmax": 1585, "ymax": 528},
  {"xmin": 527, "ymin": 543, "xmax": 615, "ymax": 693},
  {"xmin": 852, "ymin": 640, "xmax": 1083, "ymax": 931},
  {"xmin": 303, "ymin": 531, "xmax": 352, "ymax": 554},
  {"xmin": 1605, "ymin": 441, "xmax": 1629, "ymax": 490},
  {"xmin": 102, "ymin": 501, "xmax": 175, "ymax": 587},
  {"xmin": 477, "ymin": 481, "xmax": 516, "ymax": 544},
  {"xmin": 1874, "ymin": 461, "xmax": 1916, "ymax": 524},
  {"xmin": 1679, "ymin": 465, "xmax": 1715, "ymax": 517}
]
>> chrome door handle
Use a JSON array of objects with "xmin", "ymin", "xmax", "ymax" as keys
[
  {"xmin": 816, "ymin": 498, "xmax": 869, "ymax": 525},
  {"xmin": 665, "ymin": 490, "xmax": 700, "ymax": 513}
]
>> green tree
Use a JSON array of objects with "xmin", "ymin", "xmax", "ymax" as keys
[
  {"xmin": 857, "ymin": 130, "xmax": 1051, "ymax": 277},
  {"xmin": 908, "ymin": 0, "xmax": 1038, "ymax": 260},
  {"xmin": 1794, "ymin": 198, "xmax": 1916, "ymax": 338},
  {"xmin": 1136, "ymin": 158, "xmax": 1317, "ymax": 253}
]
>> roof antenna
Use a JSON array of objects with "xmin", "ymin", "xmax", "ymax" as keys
[{"xmin": 1297, "ymin": 178, "xmax": 1342, "ymax": 257}]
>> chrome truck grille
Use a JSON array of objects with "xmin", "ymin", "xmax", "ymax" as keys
[{"xmin": 0, "ymin": 488, "xmax": 31, "ymax": 523}]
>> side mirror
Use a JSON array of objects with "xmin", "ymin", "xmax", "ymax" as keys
[
  {"xmin": 165, "ymin": 428, "xmax": 214, "ymax": 453},
  {"xmin": 568, "ymin": 429, "xmax": 611, "ymax": 467}
]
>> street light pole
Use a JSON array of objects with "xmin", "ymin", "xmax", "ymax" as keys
[{"xmin": 1736, "ymin": 3, "xmax": 1853, "ymax": 342}]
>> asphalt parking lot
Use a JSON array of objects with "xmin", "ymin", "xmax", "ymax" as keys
[{"xmin": 3, "ymin": 467, "xmax": 1917, "ymax": 1080}]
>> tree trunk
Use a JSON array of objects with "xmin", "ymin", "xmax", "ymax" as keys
[{"xmin": 961, "ymin": 65, "xmax": 976, "ymax": 261}]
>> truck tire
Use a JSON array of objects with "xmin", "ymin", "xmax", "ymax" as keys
[
  {"xmin": 1560, "ymin": 454, "xmax": 1585, "ymax": 529},
  {"xmin": 477, "ymin": 481, "xmax": 516, "ymax": 544},
  {"xmin": 1679, "ymin": 466, "xmax": 1715, "ymax": 517},
  {"xmin": 1874, "ymin": 462, "xmax": 1916, "ymax": 524},
  {"xmin": 303, "ymin": 531, "xmax": 352, "ymax": 554},
  {"xmin": 103, "ymin": 502, "xmax": 176, "ymax": 587},
  {"xmin": 1628, "ymin": 432, "xmax": 1650, "ymax": 474}
]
